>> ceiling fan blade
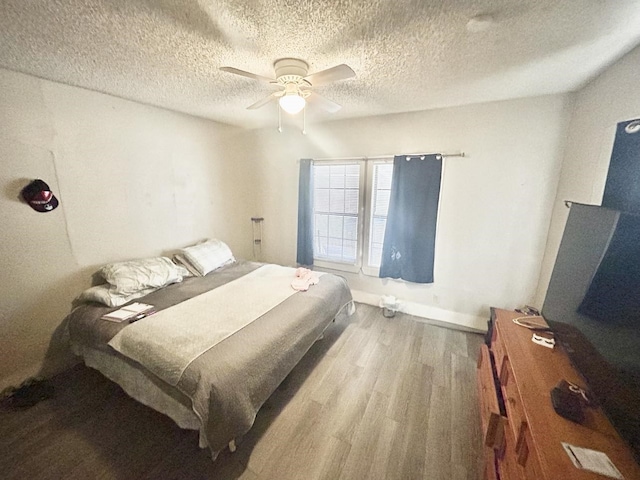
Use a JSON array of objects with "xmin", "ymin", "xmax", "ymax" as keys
[
  {"xmin": 307, "ymin": 92, "xmax": 342, "ymax": 113},
  {"xmin": 247, "ymin": 92, "xmax": 278, "ymax": 110},
  {"xmin": 303, "ymin": 64, "xmax": 355, "ymax": 86},
  {"xmin": 220, "ymin": 67, "xmax": 275, "ymax": 83}
]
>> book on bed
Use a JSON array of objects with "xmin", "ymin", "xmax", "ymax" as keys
[{"xmin": 101, "ymin": 302, "xmax": 155, "ymax": 322}]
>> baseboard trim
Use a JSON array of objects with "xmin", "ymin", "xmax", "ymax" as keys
[{"xmin": 351, "ymin": 290, "xmax": 487, "ymax": 333}]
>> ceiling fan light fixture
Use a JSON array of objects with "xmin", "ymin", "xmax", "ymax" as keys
[
  {"xmin": 220, "ymin": 58, "xmax": 353, "ymax": 121},
  {"xmin": 279, "ymin": 93, "xmax": 306, "ymax": 115}
]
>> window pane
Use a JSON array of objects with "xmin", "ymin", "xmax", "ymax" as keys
[
  {"xmin": 314, "ymin": 188, "xmax": 330, "ymax": 212},
  {"xmin": 315, "ymin": 235, "xmax": 328, "ymax": 257},
  {"xmin": 376, "ymin": 164, "xmax": 393, "ymax": 189},
  {"xmin": 369, "ymin": 243, "xmax": 383, "ymax": 267},
  {"xmin": 345, "ymin": 165, "xmax": 359, "ymax": 188},
  {"xmin": 329, "ymin": 189, "xmax": 345, "ymax": 213},
  {"xmin": 314, "ymin": 165, "xmax": 331, "ymax": 188},
  {"xmin": 343, "ymin": 240, "xmax": 357, "ymax": 262},
  {"xmin": 314, "ymin": 214, "xmax": 328, "ymax": 237},
  {"xmin": 328, "ymin": 215, "xmax": 344, "ymax": 238},
  {"xmin": 345, "ymin": 175, "xmax": 359, "ymax": 189},
  {"xmin": 344, "ymin": 216, "xmax": 358, "ymax": 240},
  {"xmin": 345, "ymin": 189, "xmax": 359, "ymax": 214},
  {"xmin": 327, "ymin": 237, "xmax": 343, "ymax": 259},
  {"xmin": 374, "ymin": 190, "xmax": 390, "ymax": 216},
  {"xmin": 345, "ymin": 164, "xmax": 360, "ymax": 176},
  {"xmin": 371, "ymin": 217, "xmax": 387, "ymax": 244},
  {"xmin": 330, "ymin": 165, "xmax": 345, "ymax": 188}
]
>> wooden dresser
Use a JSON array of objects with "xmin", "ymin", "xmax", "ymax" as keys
[{"xmin": 477, "ymin": 308, "xmax": 640, "ymax": 480}]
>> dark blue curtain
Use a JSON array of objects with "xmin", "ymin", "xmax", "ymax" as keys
[
  {"xmin": 296, "ymin": 159, "xmax": 314, "ymax": 266},
  {"xmin": 602, "ymin": 118, "xmax": 640, "ymax": 213},
  {"xmin": 379, "ymin": 154, "xmax": 442, "ymax": 283}
]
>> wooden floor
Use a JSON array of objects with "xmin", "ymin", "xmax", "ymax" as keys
[{"xmin": 0, "ymin": 304, "xmax": 484, "ymax": 480}]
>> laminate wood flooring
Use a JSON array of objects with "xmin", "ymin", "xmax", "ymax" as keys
[{"xmin": 0, "ymin": 303, "xmax": 484, "ymax": 480}]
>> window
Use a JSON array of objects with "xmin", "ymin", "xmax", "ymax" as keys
[
  {"xmin": 366, "ymin": 162, "xmax": 393, "ymax": 269},
  {"xmin": 312, "ymin": 162, "xmax": 362, "ymax": 268},
  {"xmin": 312, "ymin": 159, "xmax": 393, "ymax": 275}
]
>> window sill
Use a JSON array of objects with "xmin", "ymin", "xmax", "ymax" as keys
[
  {"xmin": 361, "ymin": 266, "xmax": 381, "ymax": 277},
  {"xmin": 312, "ymin": 261, "xmax": 382, "ymax": 277},
  {"xmin": 313, "ymin": 259, "xmax": 360, "ymax": 274}
]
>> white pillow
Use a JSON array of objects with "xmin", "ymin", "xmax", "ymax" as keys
[
  {"xmin": 99, "ymin": 256, "xmax": 188, "ymax": 295},
  {"xmin": 173, "ymin": 253, "xmax": 201, "ymax": 277},
  {"xmin": 179, "ymin": 239, "xmax": 235, "ymax": 276},
  {"xmin": 76, "ymin": 284, "xmax": 157, "ymax": 308}
]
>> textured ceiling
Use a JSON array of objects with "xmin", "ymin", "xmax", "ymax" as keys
[{"xmin": 1, "ymin": 0, "xmax": 640, "ymax": 129}]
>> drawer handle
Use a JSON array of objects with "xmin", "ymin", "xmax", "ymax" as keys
[
  {"xmin": 515, "ymin": 422, "xmax": 529, "ymax": 466},
  {"xmin": 500, "ymin": 361, "xmax": 510, "ymax": 386},
  {"xmin": 484, "ymin": 412, "xmax": 506, "ymax": 450},
  {"xmin": 477, "ymin": 350, "xmax": 484, "ymax": 369}
]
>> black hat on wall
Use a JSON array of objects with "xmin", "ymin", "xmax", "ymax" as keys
[{"xmin": 21, "ymin": 179, "xmax": 59, "ymax": 213}]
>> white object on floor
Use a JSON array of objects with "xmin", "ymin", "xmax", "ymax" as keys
[{"xmin": 380, "ymin": 295, "xmax": 400, "ymax": 318}]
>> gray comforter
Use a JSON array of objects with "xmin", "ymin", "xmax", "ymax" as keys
[{"xmin": 66, "ymin": 261, "xmax": 353, "ymax": 457}]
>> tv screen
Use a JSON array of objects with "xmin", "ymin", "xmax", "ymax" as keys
[{"xmin": 543, "ymin": 203, "xmax": 640, "ymax": 458}]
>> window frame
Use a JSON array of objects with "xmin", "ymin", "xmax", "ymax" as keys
[
  {"xmin": 361, "ymin": 158, "xmax": 394, "ymax": 277},
  {"xmin": 311, "ymin": 159, "xmax": 366, "ymax": 274},
  {"xmin": 311, "ymin": 157, "xmax": 393, "ymax": 276}
]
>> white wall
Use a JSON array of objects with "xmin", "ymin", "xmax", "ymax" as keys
[
  {"xmin": 246, "ymin": 94, "xmax": 573, "ymax": 330},
  {"xmin": 0, "ymin": 69, "xmax": 257, "ymax": 390},
  {"xmin": 535, "ymin": 45, "xmax": 640, "ymax": 307}
]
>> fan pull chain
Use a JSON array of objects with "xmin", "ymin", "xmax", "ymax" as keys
[
  {"xmin": 278, "ymin": 105, "xmax": 282, "ymax": 133},
  {"xmin": 302, "ymin": 106, "xmax": 307, "ymax": 135}
]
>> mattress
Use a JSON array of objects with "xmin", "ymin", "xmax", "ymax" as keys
[{"xmin": 66, "ymin": 260, "xmax": 354, "ymax": 458}]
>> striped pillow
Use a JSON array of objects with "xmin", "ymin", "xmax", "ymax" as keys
[{"xmin": 179, "ymin": 239, "xmax": 235, "ymax": 276}]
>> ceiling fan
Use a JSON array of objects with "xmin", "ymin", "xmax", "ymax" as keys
[{"xmin": 220, "ymin": 58, "xmax": 355, "ymax": 116}]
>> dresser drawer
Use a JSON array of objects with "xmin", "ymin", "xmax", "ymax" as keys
[
  {"xmin": 491, "ymin": 324, "xmax": 508, "ymax": 375},
  {"xmin": 497, "ymin": 417, "xmax": 525, "ymax": 480},
  {"xmin": 477, "ymin": 344, "xmax": 499, "ymax": 432},
  {"xmin": 515, "ymin": 422, "xmax": 543, "ymax": 480},
  {"xmin": 499, "ymin": 357, "xmax": 526, "ymax": 440},
  {"xmin": 483, "ymin": 447, "xmax": 498, "ymax": 480}
]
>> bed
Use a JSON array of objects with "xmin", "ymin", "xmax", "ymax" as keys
[{"xmin": 66, "ymin": 259, "xmax": 354, "ymax": 460}]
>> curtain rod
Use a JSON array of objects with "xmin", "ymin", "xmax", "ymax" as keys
[{"xmin": 312, "ymin": 151, "xmax": 465, "ymax": 162}]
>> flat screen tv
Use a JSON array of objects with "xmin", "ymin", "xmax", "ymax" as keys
[{"xmin": 543, "ymin": 203, "xmax": 640, "ymax": 459}]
